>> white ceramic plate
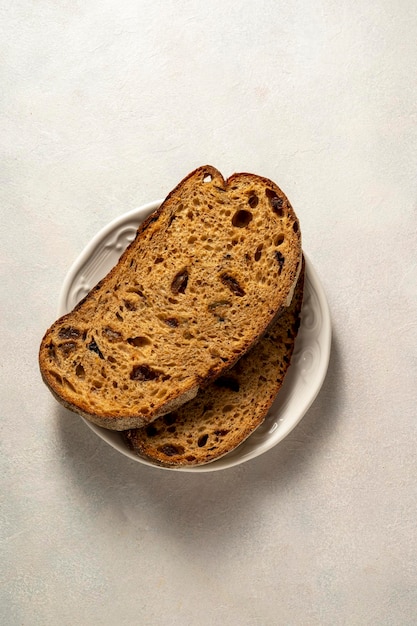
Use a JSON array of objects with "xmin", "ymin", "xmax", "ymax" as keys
[{"xmin": 59, "ymin": 201, "xmax": 331, "ymax": 472}]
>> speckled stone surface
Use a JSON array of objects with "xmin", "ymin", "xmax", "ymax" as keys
[{"xmin": 1, "ymin": 1, "xmax": 416, "ymax": 624}]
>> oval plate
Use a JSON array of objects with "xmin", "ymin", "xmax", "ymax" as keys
[{"xmin": 59, "ymin": 201, "xmax": 331, "ymax": 472}]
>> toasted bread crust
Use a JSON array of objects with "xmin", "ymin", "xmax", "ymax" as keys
[
  {"xmin": 39, "ymin": 166, "xmax": 302, "ymax": 430},
  {"xmin": 124, "ymin": 260, "xmax": 305, "ymax": 466}
]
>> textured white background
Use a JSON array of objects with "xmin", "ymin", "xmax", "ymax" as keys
[{"xmin": 1, "ymin": 1, "xmax": 416, "ymax": 624}]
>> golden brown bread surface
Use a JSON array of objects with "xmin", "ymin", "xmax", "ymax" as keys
[
  {"xmin": 39, "ymin": 166, "xmax": 302, "ymax": 430},
  {"xmin": 124, "ymin": 259, "xmax": 305, "ymax": 467}
]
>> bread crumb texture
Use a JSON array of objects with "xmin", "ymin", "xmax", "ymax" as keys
[{"xmin": 39, "ymin": 166, "xmax": 302, "ymax": 430}]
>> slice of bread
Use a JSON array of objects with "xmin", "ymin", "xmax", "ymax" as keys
[
  {"xmin": 39, "ymin": 166, "xmax": 302, "ymax": 430},
  {"xmin": 124, "ymin": 258, "xmax": 305, "ymax": 467}
]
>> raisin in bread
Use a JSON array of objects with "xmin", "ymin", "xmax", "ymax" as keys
[
  {"xmin": 39, "ymin": 166, "xmax": 302, "ymax": 430},
  {"xmin": 124, "ymin": 258, "xmax": 305, "ymax": 466}
]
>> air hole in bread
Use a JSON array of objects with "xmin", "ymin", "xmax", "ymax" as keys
[
  {"xmin": 188, "ymin": 235, "xmax": 197, "ymax": 244},
  {"xmin": 214, "ymin": 375, "xmax": 240, "ymax": 392},
  {"xmin": 254, "ymin": 244, "xmax": 263, "ymax": 261},
  {"xmin": 107, "ymin": 355, "xmax": 117, "ymax": 363},
  {"xmin": 47, "ymin": 342, "xmax": 56, "ymax": 360},
  {"xmin": 167, "ymin": 213, "xmax": 177, "ymax": 227},
  {"xmin": 87, "ymin": 339, "xmax": 104, "ymax": 359},
  {"xmin": 275, "ymin": 234, "xmax": 285, "ymax": 246},
  {"xmin": 248, "ymin": 194, "xmax": 259, "ymax": 208},
  {"xmin": 265, "ymin": 188, "xmax": 284, "ymax": 216},
  {"xmin": 75, "ymin": 363, "xmax": 85, "ymax": 379},
  {"xmin": 293, "ymin": 220, "xmax": 299, "ymax": 233},
  {"xmin": 167, "ymin": 426, "xmax": 176, "ymax": 433},
  {"xmin": 158, "ymin": 444, "xmax": 184, "ymax": 456},
  {"xmin": 154, "ymin": 257, "xmax": 163, "ymax": 264},
  {"xmin": 139, "ymin": 407, "xmax": 150, "ymax": 415},
  {"xmin": 222, "ymin": 404, "xmax": 234, "ymax": 413},
  {"xmin": 193, "ymin": 197, "xmax": 200, "ymax": 206},
  {"xmin": 127, "ymin": 336, "xmax": 152, "ymax": 348},
  {"xmin": 123, "ymin": 299, "xmax": 137, "ymax": 312},
  {"xmin": 232, "ymin": 209, "xmax": 253, "ymax": 228},
  {"xmin": 126, "ymin": 286, "xmax": 145, "ymax": 297},
  {"xmin": 130, "ymin": 364, "xmax": 161, "ymax": 381},
  {"xmin": 62, "ymin": 377, "xmax": 76, "ymax": 393},
  {"xmin": 198, "ymin": 433, "xmax": 209, "ymax": 447},
  {"xmin": 116, "ymin": 312, "xmax": 123, "ymax": 322},
  {"xmin": 275, "ymin": 251, "xmax": 285, "ymax": 275},
  {"xmin": 145, "ymin": 424, "xmax": 158, "ymax": 437},
  {"xmin": 215, "ymin": 429, "xmax": 230, "ymax": 437},
  {"xmin": 203, "ymin": 173, "xmax": 212, "ymax": 183},
  {"xmin": 163, "ymin": 413, "xmax": 177, "ymax": 426},
  {"xmin": 164, "ymin": 317, "xmax": 179, "ymax": 328},
  {"xmin": 171, "ymin": 269, "xmax": 189, "ymax": 295}
]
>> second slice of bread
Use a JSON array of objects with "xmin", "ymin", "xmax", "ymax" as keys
[{"xmin": 39, "ymin": 166, "xmax": 302, "ymax": 430}]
